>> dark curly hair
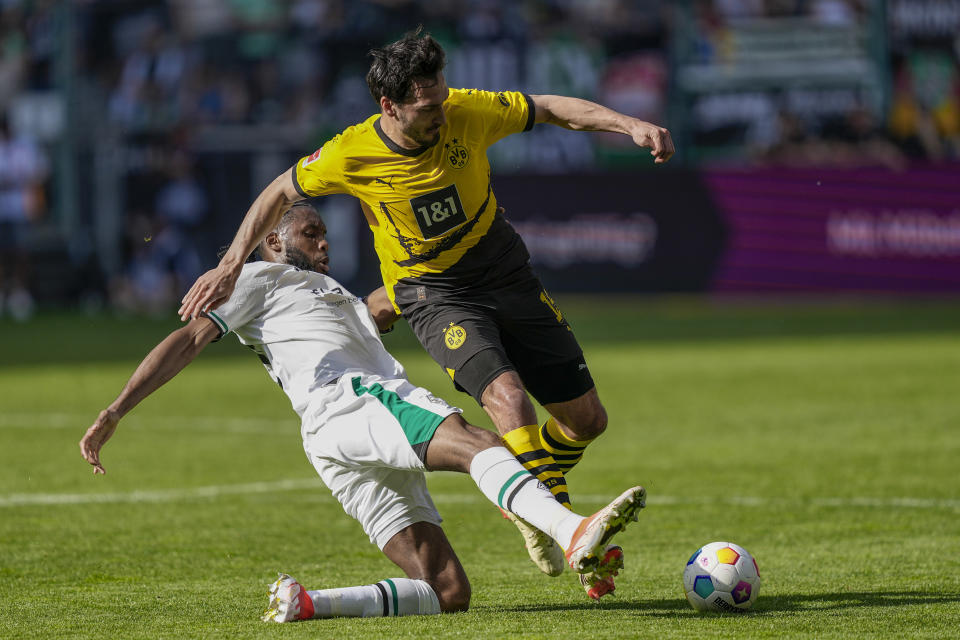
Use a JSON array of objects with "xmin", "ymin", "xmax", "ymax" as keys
[
  {"xmin": 218, "ymin": 201, "xmax": 319, "ymax": 263},
  {"xmin": 366, "ymin": 27, "xmax": 446, "ymax": 105}
]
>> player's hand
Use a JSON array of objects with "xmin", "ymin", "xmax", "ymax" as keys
[
  {"xmin": 178, "ymin": 265, "xmax": 241, "ymax": 321},
  {"xmin": 80, "ymin": 409, "xmax": 120, "ymax": 475},
  {"xmin": 631, "ymin": 121, "xmax": 675, "ymax": 164}
]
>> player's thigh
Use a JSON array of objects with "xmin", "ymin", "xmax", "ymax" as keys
[
  {"xmin": 424, "ymin": 413, "xmax": 502, "ymax": 472},
  {"xmin": 309, "ymin": 460, "xmax": 444, "ymax": 550},
  {"xmin": 399, "ymin": 294, "xmax": 514, "ymax": 402},
  {"xmin": 302, "ymin": 374, "xmax": 461, "ymax": 549},
  {"xmin": 305, "ymin": 373, "xmax": 460, "ymax": 468},
  {"xmin": 496, "ymin": 276, "xmax": 595, "ymax": 406}
]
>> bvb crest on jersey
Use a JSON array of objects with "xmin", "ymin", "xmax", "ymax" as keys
[
  {"xmin": 445, "ymin": 138, "xmax": 469, "ymax": 169},
  {"xmin": 444, "ymin": 322, "xmax": 467, "ymax": 349}
]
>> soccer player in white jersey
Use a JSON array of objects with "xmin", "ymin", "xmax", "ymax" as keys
[
  {"xmin": 79, "ymin": 202, "xmax": 646, "ymax": 621},
  {"xmin": 179, "ymin": 29, "xmax": 673, "ymax": 599}
]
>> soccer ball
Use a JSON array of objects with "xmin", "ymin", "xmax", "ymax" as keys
[{"xmin": 683, "ymin": 541, "xmax": 761, "ymax": 612}]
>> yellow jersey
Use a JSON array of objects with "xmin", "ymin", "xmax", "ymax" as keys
[{"xmin": 292, "ymin": 88, "xmax": 535, "ymax": 303}]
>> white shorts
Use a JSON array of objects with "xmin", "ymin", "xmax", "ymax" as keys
[{"xmin": 301, "ymin": 373, "xmax": 461, "ymax": 549}]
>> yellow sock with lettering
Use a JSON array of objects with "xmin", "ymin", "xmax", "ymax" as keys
[
  {"xmin": 540, "ymin": 417, "xmax": 595, "ymax": 474},
  {"xmin": 501, "ymin": 424, "xmax": 570, "ymax": 508}
]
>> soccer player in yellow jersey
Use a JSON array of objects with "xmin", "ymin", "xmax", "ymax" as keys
[{"xmin": 179, "ymin": 29, "xmax": 674, "ymax": 600}]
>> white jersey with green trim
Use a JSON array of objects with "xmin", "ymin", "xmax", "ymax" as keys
[{"xmin": 205, "ymin": 261, "xmax": 405, "ymax": 417}]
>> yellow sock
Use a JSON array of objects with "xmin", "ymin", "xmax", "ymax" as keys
[
  {"xmin": 540, "ymin": 417, "xmax": 595, "ymax": 474},
  {"xmin": 501, "ymin": 424, "xmax": 570, "ymax": 508}
]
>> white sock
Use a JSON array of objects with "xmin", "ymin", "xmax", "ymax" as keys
[
  {"xmin": 469, "ymin": 446, "xmax": 585, "ymax": 549},
  {"xmin": 307, "ymin": 578, "xmax": 441, "ymax": 618}
]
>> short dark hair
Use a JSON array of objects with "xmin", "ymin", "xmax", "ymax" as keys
[
  {"xmin": 243, "ymin": 201, "xmax": 318, "ymax": 262},
  {"xmin": 366, "ymin": 28, "xmax": 446, "ymax": 105}
]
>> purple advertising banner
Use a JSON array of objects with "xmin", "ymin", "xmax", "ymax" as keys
[
  {"xmin": 703, "ymin": 165, "xmax": 960, "ymax": 293},
  {"xmin": 491, "ymin": 172, "xmax": 726, "ymax": 293}
]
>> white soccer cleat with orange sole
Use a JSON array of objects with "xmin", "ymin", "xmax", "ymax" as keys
[
  {"xmin": 565, "ymin": 486, "xmax": 645, "ymax": 574},
  {"xmin": 261, "ymin": 573, "xmax": 315, "ymax": 623}
]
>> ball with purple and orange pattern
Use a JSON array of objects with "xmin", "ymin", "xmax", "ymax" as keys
[{"xmin": 683, "ymin": 541, "xmax": 761, "ymax": 612}]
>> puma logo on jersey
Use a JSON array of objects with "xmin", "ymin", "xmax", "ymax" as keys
[{"xmin": 374, "ymin": 176, "xmax": 396, "ymax": 190}]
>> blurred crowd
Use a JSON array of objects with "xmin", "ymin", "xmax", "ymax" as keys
[
  {"xmin": 705, "ymin": 0, "xmax": 867, "ymax": 23},
  {"xmin": 87, "ymin": 0, "xmax": 662, "ymax": 134},
  {"xmin": 688, "ymin": 0, "xmax": 960, "ymax": 167},
  {"xmin": 0, "ymin": 0, "xmax": 958, "ymax": 315},
  {"xmin": 72, "ymin": 0, "xmax": 665, "ymax": 314}
]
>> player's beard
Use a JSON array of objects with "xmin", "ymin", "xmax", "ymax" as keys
[
  {"xmin": 416, "ymin": 126, "xmax": 441, "ymax": 147},
  {"xmin": 283, "ymin": 246, "xmax": 325, "ymax": 273},
  {"xmin": 399, "ymin": 114, "xmax": 441, "ymax": 148}
]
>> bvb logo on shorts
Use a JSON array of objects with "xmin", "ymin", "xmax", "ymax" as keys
[
  {"xmin": 443, "ymin": 322, "xmax": 467, "ymax": 350},
  {"xmin": 444, "ymin": 139, "xmax": 468, "ymax": 169}
]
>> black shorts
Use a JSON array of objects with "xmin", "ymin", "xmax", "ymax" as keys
[{"xmin": 393, "ymin": 264, "xmax": 594, "ymax": 406}]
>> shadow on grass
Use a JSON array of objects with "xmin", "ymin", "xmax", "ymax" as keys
[
  {"xmin": 757, "ymin": 590, "xmax": 960, "ymax": 613},
  {"xmin": 497, "ymin": 591, "xmax": 960, "ymax": 616}
]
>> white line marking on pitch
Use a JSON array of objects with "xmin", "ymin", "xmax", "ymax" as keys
[
  {"xmin": 1, "ymin": 480, "xmax": 957, "ymax": 510},
  {"xmin": 0, "ymin": 412, "xmax": 289, "ymax": 434},
  {"xmin": 0, "ymin": 479, "xmax": 325, "ymax": 507}
]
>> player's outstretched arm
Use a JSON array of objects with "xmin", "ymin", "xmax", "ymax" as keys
[
  {"xmin": 179, "ymin": 168, "xmax": 301, "ymax": 321},
  {"xmin": 529, "ymin": 94, "xmax": 674, "ymax": 164},
  {"xmin": 79, "ymin": 318, "xmax": 221, "ymax": 474},
  {"xmin": 365, "ymin": 286, "xmax": 401, "ymax": 333}
]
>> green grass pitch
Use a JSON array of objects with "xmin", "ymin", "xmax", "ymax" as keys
[{"xmin": 2, "ymin": 298, "xmax": 959, "ymax": 638}]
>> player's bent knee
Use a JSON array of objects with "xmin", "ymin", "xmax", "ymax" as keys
[
  {"xmin": 583, "ymin": 405, "xmax": 608, "ymax": 438},
  {"xmin": 467, "ymin": 423, "xmax": 503, "ymax": 450},
  {"xmin": 436, "ymin": 415, "xmax": 503, "ymax": 462},
  {"xmin": 555, "ymin": 392, "xmax": 608, "ymax": 439},
  {"xmin": 488, "ymin": 383, "xmax": 530, "ymax": 415},
  {"xmin": 437, "ymin": 579, "xmax": 471, "ymax": 612},
  {"xmin": 556, "ymin": 405, "xmax": 608, "ymax": 440}
]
